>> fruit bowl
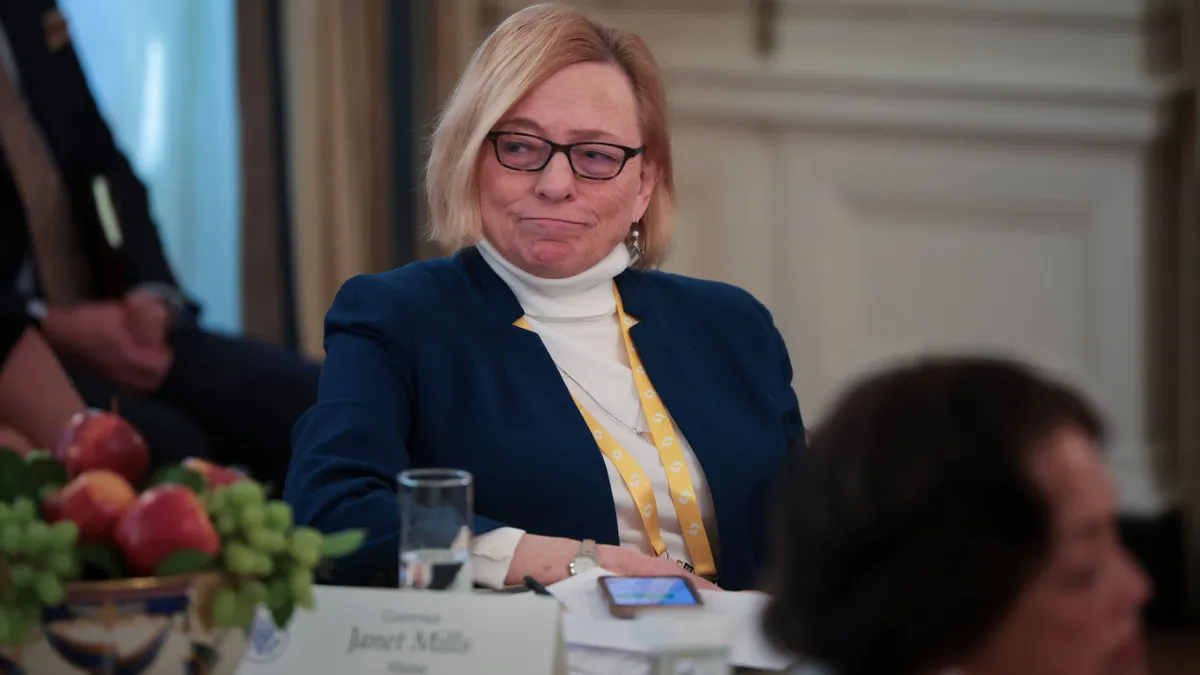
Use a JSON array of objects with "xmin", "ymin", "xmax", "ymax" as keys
[
  {"xmin": 0, "ymin": 573, "xmax": 247, "ymax": 675},
  {"xmin": 0, "ymin": 411, "xmax": 364, "ymax": 675}
]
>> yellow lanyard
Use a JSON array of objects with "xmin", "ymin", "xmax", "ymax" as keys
[{"xmin": 514, "ymin": 283, "xmax": 717, "ymax": 576}]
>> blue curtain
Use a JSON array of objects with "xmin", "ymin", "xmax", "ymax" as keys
[{"xmin": 58, "ymin": 0, "xmax": 242, "ymax": 334}]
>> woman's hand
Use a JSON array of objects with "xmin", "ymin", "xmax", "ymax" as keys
[
  {"xmin": 504, "ymin": 533, "xmax": 719, "ymax": 591},
  {"xmin": 504, "ymin": 534, "xmax": 582, "ymax": 586},
  {"xmin": 597, "ymin": 545, "xmax": 720, "ymax": 590}
]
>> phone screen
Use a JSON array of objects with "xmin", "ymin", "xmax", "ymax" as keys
[{"xmin": 601, "ymin": 576, "xmax": 700, "ymax": 606}]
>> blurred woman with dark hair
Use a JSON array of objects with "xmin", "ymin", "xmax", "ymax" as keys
[{"xmin": 763, "ymin": 357, "xmax": 1150, "ymax": 675}]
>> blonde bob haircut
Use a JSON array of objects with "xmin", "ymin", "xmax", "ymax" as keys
[{"xmin": 425, "ymin": 3, "xmax": 675, "ymax": 269}]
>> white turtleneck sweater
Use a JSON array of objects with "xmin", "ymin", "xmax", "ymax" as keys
[{"xmin": 469, "ymin": 239, "xmax": 721, "ymax": 588}]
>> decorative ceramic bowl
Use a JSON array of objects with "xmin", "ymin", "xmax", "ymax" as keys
[{"xmin": 0, "ymin": 572, "xmax": 248, "ymax": 675}]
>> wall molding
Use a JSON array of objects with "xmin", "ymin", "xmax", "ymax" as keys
[
  {"xmin": 666, "ymin": 65, "xmax": 1183, "ymax": 144},
  {"xmin": 777, "ymin": 0, "xmax": 1179, "ymax": 24},
  {"xmin": 515, "ymin": 0, "xmax": 1177, "ymax": 22}
]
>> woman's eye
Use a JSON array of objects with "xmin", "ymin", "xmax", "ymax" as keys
[
  {"xmin": 503, "ymin": 142, "xmax": 533, "ymax": 154},
  {"xmin": 582, "ymin": 150, "xmax": 618, "ymax": 162}
]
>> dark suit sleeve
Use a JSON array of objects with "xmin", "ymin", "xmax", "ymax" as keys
[
  {"xmin": 50, "ymin": 11, "xmax": 191, "ymax": 303},
  {"xmin": 284, "ymin": 274, "xmax": 507, "ymax": 586},
  {"xmin": 756, "ymin": 301, "xmax": 805, "ymax": 453},
  {"xmin": 99, "ymin": 150, "xmax": 181, "ymax": 291},
  {"xmin": 750, "ymin": 299, "xmax": 806, "ymax": 589}
]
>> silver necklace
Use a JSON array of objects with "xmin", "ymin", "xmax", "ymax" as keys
[{"xmin": 556, "ymin": 366, "xmax": 654, "ymax": 442}]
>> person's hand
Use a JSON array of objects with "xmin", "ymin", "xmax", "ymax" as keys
[
  {"xmin": 42, "ymin": 302, "xmax": 174, "ymax": 394},
  {"xmin": 505, "ymin": 533, "xmax": 719, "ymax": 591},
  {"xmin": 596, "ymin": 544, "xmax": 720, "ymax": 590},
  {"xmin": 122, "ymin": 289, "xmax": 173, "ymax": 347}
]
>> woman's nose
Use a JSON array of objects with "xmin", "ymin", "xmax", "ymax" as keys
[{"xmin": 534, "ymin": 152, "xmax": 576, "ymax": 201}]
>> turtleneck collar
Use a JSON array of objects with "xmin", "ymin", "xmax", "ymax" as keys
[{"xmin": 477, "ymin": 238, "xmax": 631, "ymax": 320}]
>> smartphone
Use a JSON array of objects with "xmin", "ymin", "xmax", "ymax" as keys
[{"xmin": 597, "ymin": 575, "xmax": 704, "ymax": 619}]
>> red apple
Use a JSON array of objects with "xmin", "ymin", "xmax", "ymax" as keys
[
  {"xmin": 54, "ymin": 410, "xmax": 150, "ymax": 486},
  {"xmin": 43, "ymin": 470, "xmax": 138, "ymax": 544},
  {"xmin": 115, "ymin": 484, "xmax": 220, "ymax": 577},
  {"xmin": 183, "ymin": 457, "xmax": 247, "ymax": 488}
]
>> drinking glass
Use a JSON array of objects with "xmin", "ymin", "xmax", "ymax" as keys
[{"xmin": 397, "ymin": 468, "xmax": 474, "ymax": 592}]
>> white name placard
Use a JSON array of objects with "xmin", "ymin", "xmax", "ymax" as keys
[{"xmin": 237, "ymin": 586, "xmax": 565, "ymax": 675}]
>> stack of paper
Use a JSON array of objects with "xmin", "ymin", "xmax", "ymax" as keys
[{"xmin": 546, "ymin": 568, "xmax": 795, "ymax": 674}]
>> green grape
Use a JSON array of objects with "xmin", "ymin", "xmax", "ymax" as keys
[
  {"xmin": 291, "ymin": 527, "xmax": 322, "ymax": 548},
  {"xmin": 232, "ymin": 584, "xmax": 259, "ymax": 626},
  {"xmin": 295, "ymin": 587, "xmax": 315, "ymax": 610},
  {"xmin": 48, "ymin": 521, "xmax": 78, "ymax": 549},
  {"xmin": 202, "ymin": 480, "xmax": 317, "ymax": 633},
  {"xmin": 242, "ymin": 580, "xmax": 270, "ymax": 606},
  {"xmin": 0, "ymin": 524, "xmax": 22, "ymax": 554},
  {"xmin": 246, "ymin": 528, "xmax": 285, "ymax": 554},
  {"xmin": 215, "ymin": 511, "xmax": 238, "ymax": 536},
  {"xmin": 8, "ymin": 562, "xmax": 33, "ymax": 588},
  {"xmin": 210, "ymin": 488, "xmax": 230, "ymax": 513},
  {"xmin": 0, "ymin": 501, "xmax": 12, "ymax": 525},
  {"xmin": 289, "ymin": 543, "xmax": 319, "ymax": 568},
  {"xmin": 49, "ymin": 552, "xmax": 77, "ymax": 578},
  {"xmin": 254, "ymin": 552, "xmax": 274, "ymax": 576},
  {"xmin": 24, "ymin": 520, "xmax": 50, "ymax": 555},
  {"xmin": 229, "ymin": 481, "xmax": 265, "ymax": 508},
  {"xmin": 32, "ymin": 571, "xmax": 64, "ymax": 606},
  {"xmin": 239, "ymin": 504, "xmax": 265, "ymax": 531},
  {"xmin": 289, "ymin": 528, "xmax": 323, "ymax": 568},
  {"xmin": 224, "ymin": 542, "xmax": 258, "ymax": 575},
  {"xmin": 212, "ymin": 587, "xmax": 238, "ymax": 626},
  {"xmin": 11, "ymin": 498, "xmax": 34, "ymax": 523},
  {"xmin": 289, "ymin": 567, "xmax": 312, "ymax": 603},
  {"xmin": 264, "ymin": 502, "xmax": 293, "ymax": 531}
]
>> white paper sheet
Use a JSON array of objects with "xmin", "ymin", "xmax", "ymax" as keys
[{"xmin": 547, "ymin": 568, "xmax": 794, "ymax": 672}]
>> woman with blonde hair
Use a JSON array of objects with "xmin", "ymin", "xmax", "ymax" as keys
[{"xmin": 287, "ymin": 3, "xmax": 805, "ymax": 591}]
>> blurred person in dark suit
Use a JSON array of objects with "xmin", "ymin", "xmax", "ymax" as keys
[{"xmin": 0, "ymin": 0, "xmax": 319, "ymax": 488}]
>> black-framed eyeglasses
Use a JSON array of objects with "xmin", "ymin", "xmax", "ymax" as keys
[{"xmin": 485, "ymin": 131, "xmax": 644, "ymax": 181}]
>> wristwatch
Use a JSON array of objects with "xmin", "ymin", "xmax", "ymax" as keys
[{"xmin": 568, "ymin": 539, "xmax": 598, "ymax": 576}]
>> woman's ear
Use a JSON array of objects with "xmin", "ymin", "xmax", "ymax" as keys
[{"xmin": 635, "ymin": 159, "xmax": 660, "ymax": 220}]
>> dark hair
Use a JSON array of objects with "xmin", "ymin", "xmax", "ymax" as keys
[{"xmin": 761, "ymin": 356, "xmax": 1104, "ymax": 675}]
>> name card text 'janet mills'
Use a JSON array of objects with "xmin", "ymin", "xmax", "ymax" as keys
[{"xmin": 238, "ymin": 586, "xmax": 565, "ymax": 675}]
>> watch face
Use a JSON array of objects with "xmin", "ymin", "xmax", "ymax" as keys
[{"xmin": 571, "ymin": 555, "xmax": 598, "ymax": 575}]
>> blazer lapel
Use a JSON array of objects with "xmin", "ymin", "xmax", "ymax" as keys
[
  {"xmin": 460, "ymin": 247, "xmax": 574, "ymax": 396},
  {"xmin": 459, "ymin": 248, "xmax": 623, "ymax": 543},
  {"xmin": 615, "ymin": 272, "xmax": 716, "ymax": 470}
]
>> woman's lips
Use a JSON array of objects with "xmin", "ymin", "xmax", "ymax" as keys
[{"xmin": 522, "ymin": 217, "xmax": 586, "ymax": 228}]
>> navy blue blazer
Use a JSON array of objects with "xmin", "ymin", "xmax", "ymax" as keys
[{"xmin": 285, "ymin": 247, "xmax": 805, "ymax": 591}]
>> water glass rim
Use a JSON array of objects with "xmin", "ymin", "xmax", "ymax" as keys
[{"xmin": 398, "ymin": 468, "xmax": 473, "ymax": 488}]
